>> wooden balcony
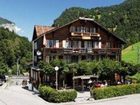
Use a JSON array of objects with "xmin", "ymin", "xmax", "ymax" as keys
[
  {"xmin": 71, "ymin": 32, "xmax": 100, "ymax": 37},
  {"xmin": 44, "ymin": 48, "xmax": 120, "ymax": 55}
]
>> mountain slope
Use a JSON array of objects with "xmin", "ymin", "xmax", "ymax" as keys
[
  {"xmin": 122, "ymin": 42, "xmax": 140, "ymax": 64},
  {"xmin": 0, "ymin": 17, "xmax": 13, "ymax": 25},
  {"xmin": 0, "ymin": 27, "xmax": 32, "ymax": 74},
  {"xmin": 53, "ymin": 0, "xmax": 140, "ymax": 46}
]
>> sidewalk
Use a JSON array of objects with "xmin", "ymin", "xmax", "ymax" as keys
[
  {"xmin": 75, "ymin": 91, "xmax": 94, "ymax": 102},
  {"xmin": 2, "ymin": 82, "xmax": 8, "ymax": 89}
]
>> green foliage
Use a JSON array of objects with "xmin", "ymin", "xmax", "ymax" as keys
[
  {"xmin": 38, "ymin": 85, "xmax": 55, "ymax": 100},
  {"xmin": 53, "ymin": 7, "xmax": 89, "ymax": 27},
  {"xmin": 38, "ymin": 61, "xmax": 54, "ymax": 75},
  {"xmin": 0, "ymin": 63, "xmax": 9, "ymax": 74},
  {"xmin": 39, "ymin": 59, "xmax": 131, "ymax": 83},
  {"xmin": 77, "ymin": 60, "xmax": 99, "ymax": 75},
  {"xmin": 0, "ymin": 28, "xmax": 32, "ymax": 75},
  {"xmin": 53, "ymin": 0, "xmax": 140, "ymax": 46},
  {"xmin": 98, "ymin": 59, "xmax": 122, "ymax": 80},
  {"xmin": 38, "ymin": 85, "xmax": 77, "ymax": 103},
  {"xmin": 122, "ymin": 42, "xmax": 140, "ymax": 64},
  {"xmin": 78, "ymin": 60, "xmax": 88, "ymax": 75},
  {"xmin": 91, "ymin": 84, "xmax": 140, "ymax": 100},
  {"xmin": 128, "ymin": 72, "xmax": 140, "ymax": 83},
  {"xmin": 68, "ymin": 63, "xmax": 78, "ymax": 74},
  {"xmin": 39, "ymin": 58, "xmax": 140, "ymax": 84}
]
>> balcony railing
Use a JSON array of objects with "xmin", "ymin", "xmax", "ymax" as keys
[
  {"xmin": 44, "ymin": 47, "xmax": 120, "ymax": 55},
  {"xmin": 71, "ymin": 32, "xmax": 100, "ymax": 37}
]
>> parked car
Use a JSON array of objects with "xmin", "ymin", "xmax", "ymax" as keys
[{"xmin": 0, "ymin": 74, "xmax": 6, "ymax": 82}]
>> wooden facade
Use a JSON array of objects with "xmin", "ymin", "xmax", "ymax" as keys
[
  {"xmin": 32, "ymin": 17, "xmax": 125, "ymax": 65},
  {"xmin": 30, "ymin": 17, "xmax": 125, "ymax": 89}
]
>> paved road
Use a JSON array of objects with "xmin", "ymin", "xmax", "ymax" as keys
[
  {"xmin": 1, "ymin": 77, "xmax": 140, "ymax": 105},
  {"xmin": 62, "ymin": 94, "xmax": 140, "ymax": 105},
  {"xmin": 0, "ymin": 76, "xmax": 54, "ymax": 105},
  {"xmin": 0, "ymin": 85, "xmax": 54, "ymax": 105}
]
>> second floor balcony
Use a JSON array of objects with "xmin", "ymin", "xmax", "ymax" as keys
[{"xmin": 44, "ymin": 47, "xmax": 120, "ymax": 55}]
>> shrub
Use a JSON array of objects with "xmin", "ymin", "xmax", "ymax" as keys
[
  {"xmin": 38, "ymin": 85, "xmax": 55, "ymax": 100},
  {"xmin": 39, "ymin": 85, "xmax": 77, "ymax": 103},
  {"xmin": 91, "ymin": 84, "xmax": 140, "ymax": 100}
]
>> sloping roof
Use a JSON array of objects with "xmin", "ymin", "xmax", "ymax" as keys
[
  {"xmin": 32, "ymin": 25, "xmax": 55, "ymax": 41},
  {"xmin": 35, "ymin": 25, "xmax": 55, "ymax": 36},
  {"xmin": 78, "ymin": 17, "xmax": 126, "ymax": 44},
  {"xmin": 34, "ymin": 17, "xmax": 126, "ymax": 44}
]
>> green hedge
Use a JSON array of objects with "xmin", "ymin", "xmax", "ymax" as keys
[
  {"xmin": 38, "ymin": 85, "xmax": 77, "ymax": 103},
  {"xmin": 91, "ymin": 84, "xmax": 140, "ymax": 100}
]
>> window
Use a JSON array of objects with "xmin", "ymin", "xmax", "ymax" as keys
[
  {"xmin": 71, "ymin": 56, "xmax": 78, "ymax": 62},
  {"xmin": 34, "ymin": 42, "xmax": 37, "ymax": 50},
  {"xmin": 84, "ymin": 41, "xmax": 92, "ymax": 48},
  {"xmin": 81, "ymin": 26, "xmax": 85, "ymax": 32},
  {"xmin": 63, "ymin": 40, "xmax": 69, "ymax": 48},
  {"xmin": 77, "ymin": 27, "xmax": 81, "ymax": 32},
  {"xmin": 64, "ymin": 55, "xmax": 70, "ymax": 63},
  {"xmin": 70, "ymin": 26, "xmax": 75, "ymax": 32},
  {"xmin": 56, "ymin": 40, "xmax": 59, "ymax": 48},
  {"xmin": 71, "ymin": 41, "xmax": 80, "ymax": 48},
  {"xmin": 48, "ymin": 40, "xmax": 59, "ymax": 48},
  {"xmin": 34, "ymin": 56, "xmax": 37, "ymax": 62},
  {"xmin": 93, "ymin": 41, "xmax": 99, "ymax": 48},
  {"xmin": 85, "ymin": 27, "xmax": 89, "ymax": 32},
  {"xmin": 90, "ymin": 27, "xmax": 96, "ymax": 33},
  {"xmin": 106, "ymin": 42, "xmax": 111, "ymax": 48}
]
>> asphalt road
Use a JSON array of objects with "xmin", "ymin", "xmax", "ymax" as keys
[
  {"xmin": 1, "ymin": 77, "xmax": 140, "ymax": 105},
  {"xmin": 0, "ymin": 76, "xmax": 53, "ymax": 105}
]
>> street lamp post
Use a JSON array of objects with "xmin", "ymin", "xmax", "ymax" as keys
[{"xmin": 55, "ymin": 66, "xmax": 59, "ymax": 90}]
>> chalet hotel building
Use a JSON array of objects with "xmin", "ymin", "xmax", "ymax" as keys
[
  {"xmin": 32, "ymin": 17, "xmax": 125, "ymax": 65},
  {"xmin": 30, "ymin": 17, "xmax": 125, "ymax": 88}
]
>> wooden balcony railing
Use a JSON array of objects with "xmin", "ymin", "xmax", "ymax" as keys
[
  {"xmin": 44, "ymin": 48, "xmax": 120, "ymax": 55},
  {"xmin": 71, "ymin": 32, "xmax": 100, "ymax": 37}
]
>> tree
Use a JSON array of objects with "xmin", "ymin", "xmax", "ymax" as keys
[
  {"xmin": 0, "ymin": 63, "xmax": 9, "ymax": 75},
  {"xmin": 38, "ymin": 61, "xmax": 54, "ymax": 75},
  {"xmin": 0, "ymin": 28, "xmax": 32, "ymax": 75}
]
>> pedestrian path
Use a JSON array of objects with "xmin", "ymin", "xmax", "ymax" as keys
[{"xmin": 75, "ymin": 91, "xmax": 94, "ymax": 102}]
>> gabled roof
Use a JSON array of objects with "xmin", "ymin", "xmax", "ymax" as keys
[
  {"xmin": 79, "ymin": 17, "xmax": 126, "ymax": 44},
  {"xmin": 33, "ymin": 17, "xmax": 126, "ymax": 44},
  {"xmin": 32, "ymin": 25, "xmax": 55, "ymax": 41}
]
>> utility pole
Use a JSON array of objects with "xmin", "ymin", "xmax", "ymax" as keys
[
  {"xmin": 16, "ymin": 58, "xmax": 20, "ymax": 85},
  {"xmin": 17, "ymin": 58, "xmax": 20, "ymax": 77}
]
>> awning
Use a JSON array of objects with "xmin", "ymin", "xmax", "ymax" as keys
[{"xmin": 73, "ymin": 75, "xmax": 98, "ymax": 80}]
